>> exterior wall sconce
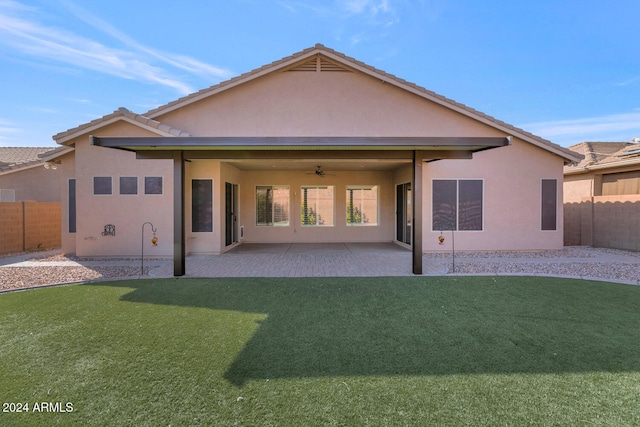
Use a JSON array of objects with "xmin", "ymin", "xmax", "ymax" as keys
[{"xmin": 43, "ymin": 161, "xmax": 60, "ymax": 170}]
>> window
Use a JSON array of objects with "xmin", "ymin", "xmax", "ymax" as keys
[
  {"xmin": 301, "ymin": 186, "xmax": 334, "ymax": 226},
  {"xmin": 145, "ymin": 177, "xmax": 163, "ymax": 195},
  {"xmin": 93, "ymin": 177, "xmax": 112, "ymax": 195},
  {"xmin": 256, "ymin": 186, "xmax": 290, "ymax": 226},
  {"xmin": 602, "ymin": 171, "xmax": 640, "ymax": 196},
  {"xmin": 192, "ymin": 179, "xmax": 213, "ymax": 232},
  {"xmin": 68, "ymin": 179, "xmax": 76, "ymax": 233},
  {"xmin": 346, "ymin": 186, "xmax": 378, "ymax": 226},
  {"xmin": 432, "ymin": 179, "xmax": 483, "ymax": 231},
  {"xmin": 541, "ymin": 179, "xmax": 557, "ymax": 231},
  {"xmin": 119, "ymin": 177, "xmax": 138, "ymax": 195}
]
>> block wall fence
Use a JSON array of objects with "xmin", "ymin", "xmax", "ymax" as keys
[
  {"xmin": 0, "ymin": 202, "xmax": 61, "ymax": 255},
  {"xmin": 564, "ymin": 195, "xmax": 640, "ymax": 252}
]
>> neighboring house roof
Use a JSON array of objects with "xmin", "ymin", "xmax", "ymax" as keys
[
  {"xmin": 0, "ymin": 146, "xmax": 71, "ymax": 173},
  {"xmin": 53, "ymin": 43, "xmax": 581, "ymax": 163},
  {"xmin": 564, "ymin": 141, "xmax": 640, "ymax": 175},
  {"xmin": 53, "ymin": 107, "xmax": 191, "ymax": 145}
]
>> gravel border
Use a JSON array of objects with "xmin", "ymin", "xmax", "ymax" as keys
[{"xmin": 1, "ymin": 247, "xmax": 638, "ymax": 292}]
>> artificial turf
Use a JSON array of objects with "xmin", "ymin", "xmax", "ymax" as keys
[{"xmin": 1, "ymin": 276, "xmax": 639, "ymax": 426}]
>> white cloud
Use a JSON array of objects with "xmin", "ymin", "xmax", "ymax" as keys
[
  {"xmin": 0, "ymin": 1, "xmax": 232, "ymax": 95},
  {"xmin": 520, "ymin": 111, "xmax": 640, "ymax": 146},
  {"xmin": 345, "ymin": 0, "xmax": 370, "ymax": 14}
]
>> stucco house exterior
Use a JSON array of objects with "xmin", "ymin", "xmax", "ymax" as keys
[
  {"xmin": 564, "ymin": 141, "xmax": 640, "ymax": 251},
  {"xmin": 49, "ymin": 44, "xmax": 581, "ymax": 275},
  {"xmin": 0, "ymin": 146, "xmax": 71, "ymax": 202}
]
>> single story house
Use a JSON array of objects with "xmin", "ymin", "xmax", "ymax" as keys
[
  {"xmin": 0, "ymin": 146, "xmax": 70, "ymax": 202},
  {"xmin": 49, "ymin": 44, "xmax": 581, "ymax": 275},
  {"xmin": 564, "ymin": 141, "xmax": 640, "ymax": 250}
]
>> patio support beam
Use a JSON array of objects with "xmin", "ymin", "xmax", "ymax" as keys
[
  {"xmin": 412, "ymin": 151, "xmax": 425, "ymax": 275},
  {"xmin": 173, "ymin": 151, "xmax": 185, "ymax": 276}
]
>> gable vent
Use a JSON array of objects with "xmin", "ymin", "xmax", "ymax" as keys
[{"xmin": 288, "ymin": 56, "xmax": 351, "ymax": 72}]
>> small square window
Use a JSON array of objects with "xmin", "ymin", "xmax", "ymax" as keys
[
  {"xmin": 93, "ymin": 177, "xmax": 112, "ymax": 195},
  {"xmin": 145, "ymin": 177, "xmax": 163, "ymax": 195},
  {"xmin": 120, "ymin": 177, "xmax": 138, "ymax": 195}
]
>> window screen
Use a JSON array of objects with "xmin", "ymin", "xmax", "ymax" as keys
[
  {"xmin": 541, "ymin": 179, "xmax": 557, "ymax": 231},
  {"xmin": 69, "ymin": 179, "xmax": 76, "ymax": 233},
  {"xmin": 120, "ymin": 177, "xmax": 138, "ymax": 195},
  {"xmin": 192, "ymin": 179, "xmax": 213, "ymax": 232},
  {"xmin": 93, "ymin": 177, "xmax": 112, "ymax": 195},
  {"xmin": 433, "ymin": 179, "xmax": 483, "ymax": 231},
  {"xmin": 145, "ymin": 177, "xmax": 163, "ymax": 195}
]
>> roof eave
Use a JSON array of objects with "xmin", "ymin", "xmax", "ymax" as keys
[
  {"xmin": 91, "ymin": 136, "xmax": 510, "ymax": 152},
  {"xmin": 564, "ymin": 156, "xmax": 640, "ymax": 175}
]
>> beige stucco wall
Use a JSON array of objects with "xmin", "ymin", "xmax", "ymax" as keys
[
  {"xmin": 156, "ymin": 70, "xmax": 503, "ymax": 139},
  {"xmin": 57, "ymin": 57, "xmax": 570, "ymax": 256},
  {"xmin": 0, "ymin": 163, "xmax": 61, "ymax": 202},
  {"xmin": 564, "ymin": 174, "xmax": 594, "ymax": 203},
  {"xmin": 58, "ymin": 151, "xmax": 76, "ymax": 254},
  {"xmin": 423, "ymin": 138, "xmax": 565, "ymax": 251},
  {"xmin": 68, "ymin": 122, "xmax": 173, "ymax": 257}
]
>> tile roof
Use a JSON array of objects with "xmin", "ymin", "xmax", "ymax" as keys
[
  {"xmin": 0, "ymin": 147, "xmax": 54, "ymax": 168},
  {"xmin": 564, "ymin": 141, "xmax": 640, "ymax": 173},
  {"xmin": 53, "ymin": 107, "xmax": 191, "ymax": 144}
]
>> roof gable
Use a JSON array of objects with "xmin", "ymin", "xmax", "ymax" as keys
[
  {"xmin": 53, "ymin": 44, "xmax": 580, "ymax": 163},
  {"xmin": 143, "ymin": 44, "xmax": 579, "ymax": 163},
  {"xmin": 53, "ymin": 107, "xmax": 190, "ymax": 144}
]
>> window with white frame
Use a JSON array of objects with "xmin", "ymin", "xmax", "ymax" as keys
[
  {"xmin": 432, "ymin": 179, "xmax": 483, "ymax": 231},
  {"xmin": 301, "ymin": 186, "xmax": 334, "ymax": 226},
  {"xmin": 256, "ymin": 186, "xmax": 290, "ymax": 226},
  {"xmin": 346, "ymin": 186, "xmax": 378, "ymax": 226}
]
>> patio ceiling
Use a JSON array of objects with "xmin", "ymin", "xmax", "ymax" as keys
[{"xmin": 220, "ymin": 158, "xmax": 411, "ymax": 172}]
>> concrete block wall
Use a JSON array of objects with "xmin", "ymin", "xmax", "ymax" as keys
[
  {"xmin": 0, "ymin": 202, "xmax": 24, "ymax": 254},
  {"xmin": 0, "ymin": 201, "xmax": 61, "ymax": 255},
  {"xmin": 563, "ymin": 202, "xmax": 582, "ymax": 246},
  {"xmin": 592, "ymin": 195, "xmax": 640, "ymax": 252},
  {"xmin": 564, "ymin": 195, "xmax": 640, "ymax": 251}
]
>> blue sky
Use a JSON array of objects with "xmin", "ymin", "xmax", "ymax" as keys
[{"xmin": 1, "ymin": 0, "xmax": 639, "ymax": 148}]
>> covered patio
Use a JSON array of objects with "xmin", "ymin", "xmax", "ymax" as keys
[
  {"xmin": 91, "ymin": 136, "xmax": 509, "ymax": 276},
  {"xmin": 149, "ymin": 242, "xmax": 449, "ymax": 277}
]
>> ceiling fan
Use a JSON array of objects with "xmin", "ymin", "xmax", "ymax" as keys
[{"xmin": 306, "ymin": 165, "xmax": 333, "ymax": 177}]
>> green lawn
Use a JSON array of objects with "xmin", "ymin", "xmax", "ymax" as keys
[{"xmin": 1, "ymin": 276, "xmax": 640, "ymax": 426}]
